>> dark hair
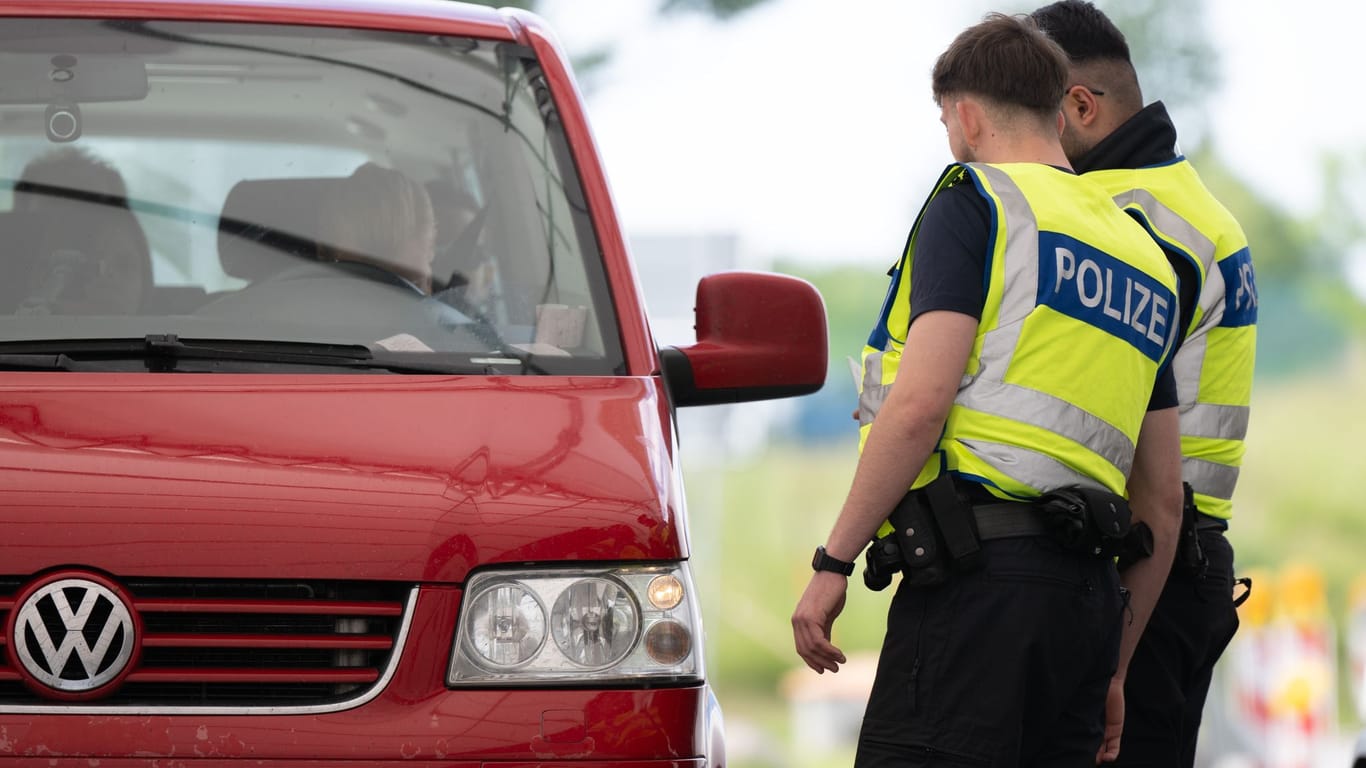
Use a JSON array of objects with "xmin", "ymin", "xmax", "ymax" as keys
[
  {"xmin": 931, "ymin": 13, "xmax": 1069, "ymax": 118},
  {"xmin": 13, "ymin": 147, "xmax": 130, "ymax": 211},
  {"xmin": 1030, "ymin": 0, "xmax": 1131, "ymax": 64}
]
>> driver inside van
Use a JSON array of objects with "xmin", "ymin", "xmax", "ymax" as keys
[
  {"xmin": 316, "ymin": 162, "xmax": 437, "ymax": 295},
  {"xmin": 426, "ymin": 179, "xmax": 496, "ymax": 315},
  {"xmin": 10, "ymin": 147, "xmax": 151, "ymax": 316}
]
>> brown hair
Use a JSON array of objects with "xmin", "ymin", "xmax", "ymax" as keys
[
  {"xmin": 931, "ymin": 12, "xmax": 1070, "ymax": 120},
  {"xmin": 318, "ymin": 162, "xmax": 436, "ymax": 291}
]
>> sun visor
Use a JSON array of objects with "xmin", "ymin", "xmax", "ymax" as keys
[{"xmin": 0, "ymin": 53, "xmax": 148, "ymax": 104}]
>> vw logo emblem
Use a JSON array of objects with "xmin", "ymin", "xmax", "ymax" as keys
[{"xmin": 7, "ymin": 574, "xmax": 139, "ymax": 697}]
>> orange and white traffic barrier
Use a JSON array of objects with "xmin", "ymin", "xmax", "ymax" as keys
[
  {"xmin": 1226, "ymin": 566, "xmax": 1275, "ymax": 758},
  {"xmin": 1263, "ymin": 563, "xmax": 1336, "ymax": 768}
]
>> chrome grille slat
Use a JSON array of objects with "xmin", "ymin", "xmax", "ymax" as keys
[{"xmin": 0, "ymin": 578, "xmax": 414, "ymax": 712}]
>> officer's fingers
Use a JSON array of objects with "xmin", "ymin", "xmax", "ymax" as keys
[
  {"xmin": 791, "ymin": 602, "xmax": 831, "ymax": 643},
  {"xmin": 801, "ymin": 648, "xmax": 841, "ymax": 674},
  {"xmin": 792, "ymin": 620, "xmax": 843, "ymax": 673},
  {"xmin": 792, "ymin": 577, "xmax": 849, "ymax": 672},
  {"xmin": 793, "ymin": 639, "xmax": 832, "ymax": 674},
  {"xmin": 792, "ymin": 620, "xmax": 831, "ymax": 659},
  {"xmin": 1095, "ymin": 728, "xmax": 1121, "ymax": 763},
  {"xmin": 1096, "ymin": 677, "xmax": 1124, "ymax": 763},
  {"xmin": 1096, "ymin": 736, "xmax": 1119, "ymax": 764},
  {"xmin": 798, "ymin": 649, "xmax": 836, "ymax": 674},
  {"xmin": 806, "ymin": 633, "xmax": 845, "ymax": 668}
]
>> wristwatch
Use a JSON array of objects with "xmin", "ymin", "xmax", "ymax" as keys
[{"xmin": 811, "ymin": 545, "xmax": 855, "ymax": 576}]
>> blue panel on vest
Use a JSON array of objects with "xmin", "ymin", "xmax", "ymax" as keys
[
  {"xmin": 1216, "ymin": 247, "xmax": 1257, "ymax": 328},
  {"xmin": 866, "ymin": 262, "xmax": 904, "ymax": 349},
  {"xmin": 1036, "ymin": 231, "xmax": 1177, "ymax": 363}
]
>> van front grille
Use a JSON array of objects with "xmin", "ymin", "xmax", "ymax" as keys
[{"xmin": 0, "ymin": 578, "xmax": 411, "ymax": 710}]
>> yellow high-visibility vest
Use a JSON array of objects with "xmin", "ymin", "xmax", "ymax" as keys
[
  {"xmin": 859, "ymin": 162, "xmax": 1178, "ymax": 508},
  {"xmin": 1086, "ymin": 158, "xmax": 1256, "ymax": 520}
]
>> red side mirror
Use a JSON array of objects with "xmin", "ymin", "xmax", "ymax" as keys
[{"xmin": 662, "ymin": 271, "xmax": 827, "ymax": 407}]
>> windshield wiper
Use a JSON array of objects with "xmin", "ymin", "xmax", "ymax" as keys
[
  {"xmin": 0, "ymin": 335, "xmax": 491, "ymax": 374},
  {"xmin": 0, "ymin": 353, "xmax": 107, "ymax": 372}
]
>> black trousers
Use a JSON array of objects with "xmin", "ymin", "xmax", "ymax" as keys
[
  {"xmin": 1109, "ymin": 527, "xmax": 1239, "ymax": 767},
  {"xmin": 854, "ymin": 536, "xmax": 1124, "ymax": 768}
]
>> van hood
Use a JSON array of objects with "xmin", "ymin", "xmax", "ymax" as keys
[{"xmin": 0, "ymin": 374, "xmax": 684, "ymax": 583}]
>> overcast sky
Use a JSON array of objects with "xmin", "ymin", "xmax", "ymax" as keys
[{"xmin": 532, "ymin": 0, "xmax": 1364, "ymax": 273}]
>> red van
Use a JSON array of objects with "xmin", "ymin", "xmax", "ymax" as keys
[{"xmin": 0, "ymin": 1, "xmax": 827, "ymax": 765}]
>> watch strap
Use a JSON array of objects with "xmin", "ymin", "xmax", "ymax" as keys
[{"xmin": 812, "ymin": 545, "xmax": 855, "ymax": 576}]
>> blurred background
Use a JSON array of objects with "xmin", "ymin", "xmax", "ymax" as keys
[{"xmin": 483, "ymin": 1, "xmax": 1365, "ymax": 765}]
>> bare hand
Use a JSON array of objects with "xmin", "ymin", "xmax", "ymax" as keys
[
  {"xmin": 791, "ymin": 572, "xmax": 849, "ymax": 673},
  {"xmin": 1096, "ymin": 676, "xmax": 1125, "ymax": 763}
]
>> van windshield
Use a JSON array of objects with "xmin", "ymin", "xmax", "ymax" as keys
[{"xmin": 0, "ymin": 19, "xmax": 623, "ymax": 375}]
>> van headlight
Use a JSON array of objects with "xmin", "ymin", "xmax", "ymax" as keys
[{"xmin": 448, "ymin": 565, "xmax": 703, "ymax": 685}]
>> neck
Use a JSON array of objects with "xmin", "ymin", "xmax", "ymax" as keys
[{"xmin": 971, "ymin": 133, "xmax": 1073, "ymax": 169}]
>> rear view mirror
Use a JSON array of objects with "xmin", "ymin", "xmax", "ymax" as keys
[{"xmin": 0, "ymin": 53, "xmax": 149, "ymax": 104}]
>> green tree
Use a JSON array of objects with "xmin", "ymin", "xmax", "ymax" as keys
[
  {"xmin": 1190, "ymin": 145, "xmax": 1315, "ymax": 278},
  {"xmin": 659, "ymin": 0, "xmax": 771, "ymax": 18},
  {"xmin": 1001, "ymin": 0, "xmax": 1218, "ymax": 118},
  {"xmin": 462, "ymin": 0, "xmax": 771, "ymax": 18},
  {"xmin": 1307, "ymin": 149, "xmax": 1366, "ymax": 330},
  {"xmin": 1093, "ymin": 0, "xmax": 1219, "ymax": 116},
  {"xmin": 459, "ymin": 0, "xmax": 774, "ymax": 86}
]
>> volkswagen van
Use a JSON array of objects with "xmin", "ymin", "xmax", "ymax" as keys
[{"xmin": 0, "ymin": 1, "xmax": 828, "ymax": 765}]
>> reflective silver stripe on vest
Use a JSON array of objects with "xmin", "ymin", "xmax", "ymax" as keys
[
  {"xmin": 976, "ymin": 165, "xmax": 1042, "ymax": 327},
  {"xmin": 1182, "ymin": 456, "xmax": 1239, "ymax": 500},
  {"xmin": 955, "ymin": 379, "xmax": 1136, "ymax": 477},
  {"xmin": 1172, "ymin": 332, "xmax": 1207, "ymax": 411},
  {"xmin": 953, "ymin": 165, "xmax": 1137, "ymax": 481},
  {"xmin": 958, "ymin": 438, "xmax": 1107, "ymax": 493},
  {"xmin": 1114, "ymin": 188, "xmax": 1217, "ymax": 272},
  {"xmin": 1180, "ymin": 402, "xmax": 1250, "ymax": 441},
  {"xmin": 1117, "ymin": 186, "xmax": 1234, "ymax": 418},
  {"xmin": 1193, "ymin": 260, "xmax": 1228, "ymax": 329},
  {"xmin": 860, "ymin": 347, "xmax": 976, "ymax": 427},
  {"xmin": 860, "ymin": 349, "xmax": 890, "ymax": 426}
]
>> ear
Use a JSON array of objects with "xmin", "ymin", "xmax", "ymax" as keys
[
  {"xmin": 1064, "ymin": 85, "xmax": 1101, "ymax": 128},
  {"xmin": 955, "ymin": 99, "xmax": 984, "ymax": 148}
]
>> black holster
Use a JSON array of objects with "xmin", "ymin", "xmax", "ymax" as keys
[
  {"xmin": 863, "ymin": 474, "xmax": 980, "ymax": 590},
  {"xmin": 1175, "ymin": 481, "xmax": 1208, "ymax": 577},
  {"xmin": 1037, "ymin": 485, "xmax": 1134, "ymax": 558},
  {"xmin": 1116, "ymin": 522, "xmax": 1154, "ymax": 572}
]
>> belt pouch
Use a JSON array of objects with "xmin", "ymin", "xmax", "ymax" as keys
[
  {"xmin": 1038, "ymin": 486, "xmax": 1131, "ymax": 556},
  {"xmin": 923, "ymin": 474, "xmax": 982, "ymax": 570},
  {"xmin": 1074, "ymin": 486, "xmax": 1132, "ymax": 541},
  {"xmin": 887, "ymin": 490, "xmax": 949, "ymax": 586}
]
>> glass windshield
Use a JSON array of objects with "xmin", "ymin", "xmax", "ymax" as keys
[{"xmin": 0, "ymin": 19, "xmax": 622, "ymax": 374}]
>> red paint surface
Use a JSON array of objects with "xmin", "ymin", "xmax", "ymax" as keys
[
  {"xmin": 0, "ymin": 0, "xmax": 514, "ymax": 39},
  {"xmin": 0, "ymin": 374, "xmax": 683, "ymax": 581}
]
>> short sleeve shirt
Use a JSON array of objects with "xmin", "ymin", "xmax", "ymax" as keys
[{"xmin": 905, "ymin": 180, "xmax": 1178, "ymax": 411}]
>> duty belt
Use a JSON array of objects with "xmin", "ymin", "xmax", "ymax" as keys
[
  {"xmin": 1195, "ymin": 513, "xmax": 1229, "ymax": 532},
  {"xmin": 972, "ymin": 503, "xmax": 1050, "ymax": 540}
]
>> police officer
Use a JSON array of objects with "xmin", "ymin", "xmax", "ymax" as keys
[
  {"xmin": 790, "ymin": 12, "xmax": 1185, "ymax": 765},
  {"xmin": 1031, "ymin": 3, "xmax": 1257, "ymax": 764}
]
